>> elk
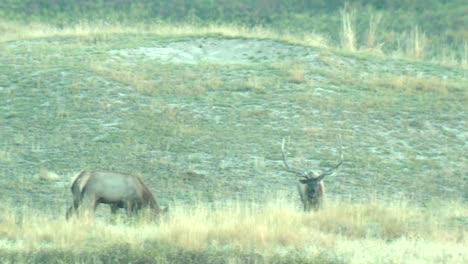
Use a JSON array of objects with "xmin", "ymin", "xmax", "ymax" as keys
[
  {"xmin": 281, "ymin": 137, "xmax": 343, "ymax": 211},
  {"xmin": 66, "ymin": 170, "xmax": 167, "ymax": 220}
]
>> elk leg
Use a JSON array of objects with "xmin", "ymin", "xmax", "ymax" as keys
[
  {"xmin": 71, "ymin": 196, "xmax": 81, "ymax": 217},
  {"xmin": 92, "ymin": 199, "xmax": 99, "ymax": 213},
  {"xmin": 65, "ymin": 206, "xmax": 74, "ymax": 219},
  {"xmin": 314, "ymin": 182, "xmax": 324, "ymax": 210},
  {"xmin": 125, "ymin": 201, "xmax": 134, "ymax": 217},
  {"xmin": 66, "ymin": 195, "xmax": 82, "ymax": 219},
  {"xmin": 297, "ymin": 183, "xmax": 308, "ymax": 212},
  {"xmin": 111, "ymin": 203, "xmax": 118, "ymax": 214},
  {"xmin": 84, "ymin": 196, "xmax": 97, "ymax": 218}
]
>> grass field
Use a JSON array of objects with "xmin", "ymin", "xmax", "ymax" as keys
[
  {"xmin": 0, "ymin": 21, "xmax": 466, "ymax": 263},
  {"xmin": 1, "ymin": 198, "xmax": 466, "ymax": 263}
]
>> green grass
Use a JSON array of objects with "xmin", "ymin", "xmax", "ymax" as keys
[{"xmin": 0, "ymin": 22, "xmax": 466, "ymax": 263}]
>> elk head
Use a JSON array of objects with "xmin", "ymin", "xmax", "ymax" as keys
[{"xmin": 281, "ymin": 137, "xmax": 343, "ymax": 211}]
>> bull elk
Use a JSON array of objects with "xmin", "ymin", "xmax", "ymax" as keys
[
  {"xmin": 66, "ymin": 170, "xmax": 167, "ymax": 220},
  {"xmin": 281, "ymin": 137, "xmax": 343, "ymax": 211}
]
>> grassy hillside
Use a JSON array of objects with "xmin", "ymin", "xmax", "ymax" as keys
[
  {"xmin": 0, "ymin": 12, "xmax": 466, "ymax": 264},
  {"xmin": 1, "ymin": 1, "xmax": 467, "ymax": 66}
]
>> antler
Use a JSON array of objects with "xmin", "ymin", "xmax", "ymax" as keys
[
  {"xmin": 281, "ymin": 136, "xmax": 343, "ymax": 179},
  {"xmin": 281, "ymin": 138, "xmax": 304, "ymax": 176},
  {"xmin": 316, "ymin": 135, "xmax": 343, "ymax": 180}
]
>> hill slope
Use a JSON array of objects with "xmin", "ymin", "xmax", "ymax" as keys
[{"xmin": 0, "ymin": 25, "xmax": 466, "ymax": 263}]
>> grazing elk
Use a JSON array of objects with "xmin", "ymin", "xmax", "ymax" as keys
[
  {"xmin": 281, "ymin": 137, "xmax": 343, "ymax": 211},
  {"xmin": 66, "ymin": 170, "xmax": 167, "ymax": 220}
]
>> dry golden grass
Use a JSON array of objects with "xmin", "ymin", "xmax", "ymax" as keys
[
  {"xmin": 364, "ymin": 12, "xmax": 383, "ymax": 51},
  {"xmin": 366, "ymin": 75, "xmax": 453, "ymax": 95},
  {"xmin": 340, "ymin": 8, "xmax": 357, "ymax": 52},
  {"xmin": 0, "ymin": 198, "xmax": 466, "ymax": 263},
  {"xmin": 406, "ymin": 26, "xmax": 428, "ymax": 60},
  {"xmin": 34, "ymin": 167, "xmax": 60, "ymax": 182},
  {"xmin": 0, "ymin": 20, "xmax": 329, "ymax": 49},
  {"xmin": 242, "ymin": 76, "xmax": 269, "ymax": 93},
  {"xmin": 316, "ymin": 62, "xmax": 462, "ymax": 98},
  {"xmin": 271, "ymin": 62, "xmax": 308, "ymax": 84},
  {"xmin": 1, "ymin": 20, "xmax": 465, "ymax": 70},
  {"xmin": 288, "ymin": 64, "xmax": 307, "ymax": 83}
]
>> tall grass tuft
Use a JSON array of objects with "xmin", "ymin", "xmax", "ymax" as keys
[
  {"xmin": 340, "ymin": 7, "xmax": 356, "ymax": 52},
  {"xmin": 406, "ymin": 26, "xmax": 427, "ymax": 60},
  {"xmin": 365, "ymin": 11, "xmax": 383, "ymax": 52}
]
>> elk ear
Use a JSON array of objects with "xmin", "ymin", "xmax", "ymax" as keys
[{"xmin": 299, "ymin": 178, "xmax": 308, "ymax": 184}]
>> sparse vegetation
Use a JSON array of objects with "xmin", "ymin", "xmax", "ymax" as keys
[
  {"xmin": 0, "ymin": 1, "xmax": 466, "ymax": 263},
  {"xmin": 340, "ymin": 7, "xmax": 357, "ymax": 52},
  {"xmin": 288, "ymin": 64, "xmax": 307, "ymax": 84}
]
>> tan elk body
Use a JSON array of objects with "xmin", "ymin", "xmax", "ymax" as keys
[
  {"xmin": 282, "ymin": 137, "xmax": 343, "ymax": 211},
  {"xmin": 66, "ymin": 170, "xmax": 167, "ymax": 219}
]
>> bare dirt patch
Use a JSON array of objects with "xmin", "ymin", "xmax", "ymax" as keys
[{"xmin": 109, "ymin": 38, "xmax": 318, "ymax": 65}]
